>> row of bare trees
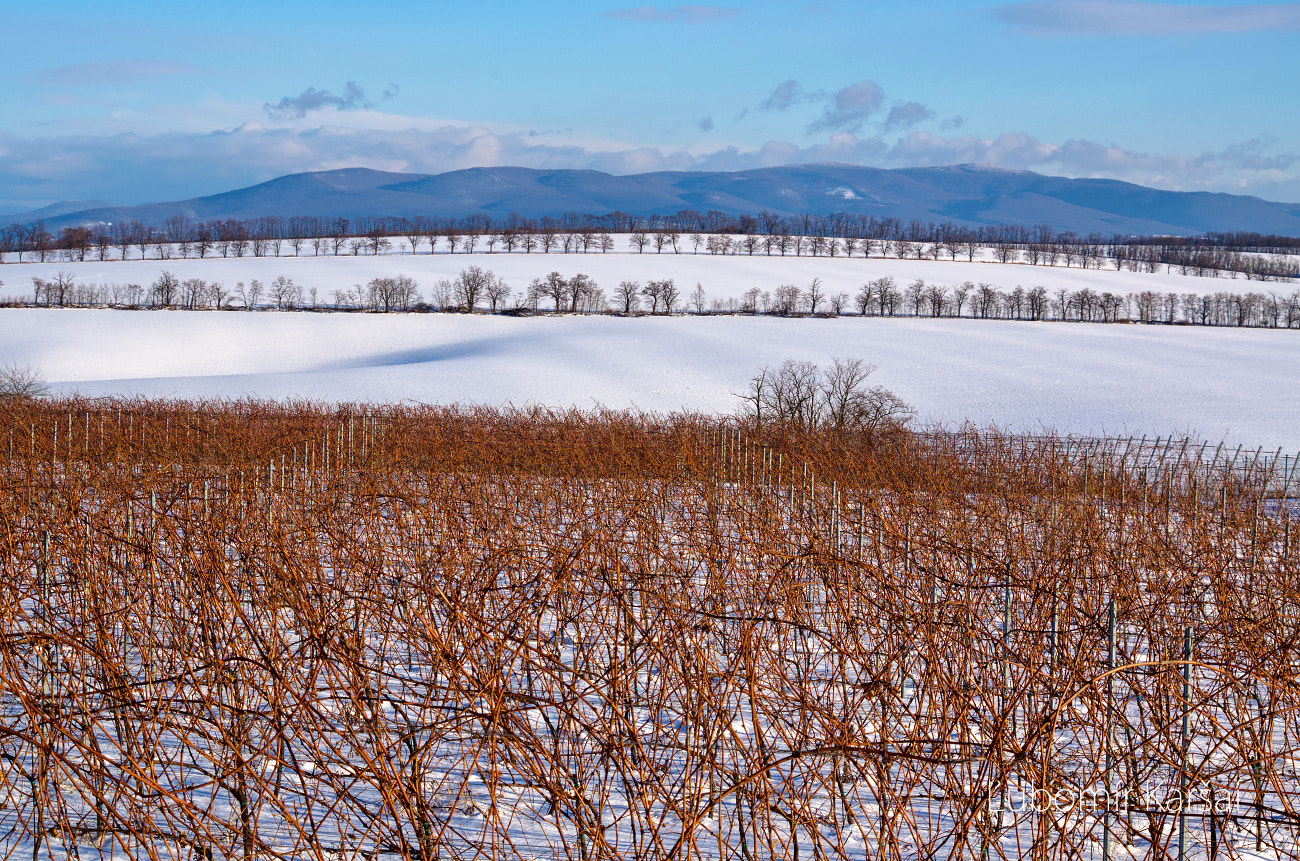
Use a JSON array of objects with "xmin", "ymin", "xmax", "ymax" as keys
[
  {"xmin": 6, "ymin": 215, "xmax": 1295, "ymax": 281},
  {"xmin": 16, "ymin": 268, "xmax": 1300, "ymax": 328},
  {"xmin": 705, "ymin": 278, "xmax": 1300, "ymax": 328},
  {"xmin": 1, "ymin": 398, "xmax": 1299, "ymax": 860}
]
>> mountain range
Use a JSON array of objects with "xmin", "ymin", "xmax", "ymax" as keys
[{"xmin": 5, "ymin": 163, "xmax": 1299, "ymax": 237}]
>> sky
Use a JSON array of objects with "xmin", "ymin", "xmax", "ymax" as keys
[{"xmin": 1, "ymin": 0, "xmax": 1298, "ymax": 212}]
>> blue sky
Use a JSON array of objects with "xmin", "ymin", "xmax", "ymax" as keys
[{"xmin": 2, "ymin": 0, "xmax": 1298, "ymax": 211}]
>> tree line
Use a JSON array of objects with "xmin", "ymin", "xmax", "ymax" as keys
[
  {"xmin": 2, "ymin": 212, "xmax": 1295, "ymax": 281},
  {"xmin": 12, "ymin": 267, "xmax": 1300, "ymax": 329}
]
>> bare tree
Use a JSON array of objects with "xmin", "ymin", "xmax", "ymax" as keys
[
  {"xmin": 629, "ymin": 233, "xmax": 650, "ymax": 254},
  {"xmin": 821, "ymin": 358, "xmax": 914, "ymax": 430},
  {"xmin": 181, "ymin": 278, "xmax": 210, "ymax": 309},
  {"xmin": 133, "ymin": 225, "xmax": 153, "ymax": 261},
  {"xmin": 524, "ymin": 278, "xmax": 545, "ymax": 311},
  {"xmin": 150, "ymin": 271, "xmax": 181, "ymax": 308},
  {"xmin": 805, "ymin": 277, "xmax": 825, "ymax": 314},
  {"xmin": 1027, "ymin": 286, "xmax": 1049, "ymax": 321},
  {"xmin": 403, "ymin": 221, "xmax": 426, "ymax": 255},
  {"xmin": 542, "ymin": 271, "xmax": 568, "ymax": 312},
  {"xmin": 875, "ymin": 277, "xmax": 899, "ymax": 315},
  {"xmin": 772, "ymin": 284, "xmax": 801, "ymax": 316},
  {"xmin": 855, "ymin": 282, "xmax": 875, "ymax": 316},
  {"xmin": 1007, "ymin": 285, "xmax": 1025, "ymax": 320},
  {"xmin": 615, "ymin": 281, "xmax": 640, "ymax": 314},
  {"xmin": 485, "ymin": 275, "xmax": 511, "ymax": 313},
  {"xmin": 578, "ymin": 283, "xmax": 608, "ymax": 313},
  {"xmin": 975, "ymin": 283, "xmax": 1000, "ymax": 319},
  {"xmin": 59, "ymin": 226, "xmax": 92, "ymax": 262},
  {"xmin": 454, "ymin": 266, "xmax": 491, "ymax": 311},
  {"xmin": 740, "ymin": 358, "xmax": 913, "ymax": 431},
  {"xmin": 690, "ymin": 283, "xmax": 707, "ymax": 314},
  {"xmin": 641, "ymin": 280, "xmax": 662, "ymax": 313},
  {"xmin": 739, "ymin": 359, "xmax": 820, "ymax": 427},
  {"xmin": 32, "ymin": 272, "xmax": 76, "ymax": 307},
  {"xmin": 237, "ymin": 279, "xmax": 263, "ymax": 310},
  {"xmin": 368, "ymin": 274, "xmax": 421, "ymax": 312},
  {"xmin": 906, "ymin": 279, "xmax": 926, "ymax": 316},
  {"xmin": 329, "ymin": 219, "xmax": 351, "ymax": 254},
  {"xmin": 0, "ymin": 362, "xmax": 49, "ymax": 399},
  {"xmin": 952, "ymin": 282, "xmax": 972, "ymax": 317},
  {"xmin": 566, "ymin": 273, "xmax": 597, "ymax": 313},
  {"xmin": 429, "ymin": 278, "xmax": 455, "ymax": 311},
  {"xmin": 925, "ymin": 282, "xmax": 948, "ymax": 317},
  {"xmin": 657, "ymin": 279, "xmax": 680, "ymax": 314},
  {"xmin": 331, "ymin": 287, "xmax": 357, "ymax": 309},
  {"xmin": 270, "ymin": 276, "xmax": 302, "ymax": 310}
]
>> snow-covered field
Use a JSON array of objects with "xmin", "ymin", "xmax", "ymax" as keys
[
  {"xmin": 2, "ymin": 308, "xmax": 1297, "ymax": 451},
  {"xmin": 1, "ymin": 245, "xmax": 1290, "ymax": 307}
]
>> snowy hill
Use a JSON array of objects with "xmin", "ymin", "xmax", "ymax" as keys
[
  {"xmin": 4, "ymin": 310, "xmax": 1296, "ymax": 451},
  {"xmin": 11, "ymin": 163, "xmax": 1300, "ymax": 236}
]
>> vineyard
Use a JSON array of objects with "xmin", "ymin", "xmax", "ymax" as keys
[{"xmin": 1, "ymin": 400, "xmax": 1298, "ymax": 860}]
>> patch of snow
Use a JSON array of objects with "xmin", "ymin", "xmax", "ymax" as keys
[{"xmin": 0, "ymin": 309, "xmax": 1295, "ymax": 451}]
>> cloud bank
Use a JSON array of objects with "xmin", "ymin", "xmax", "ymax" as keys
[{"xmin": 2, "ymin": 119, "xmax": 1296, "ymax": 213}]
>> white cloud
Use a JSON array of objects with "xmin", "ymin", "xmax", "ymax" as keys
[
  {"xmin": 882, "ymin": 102, "xmax": 936, "ymax": 132},
  {"xmin": 264, "ymin": 81, "xmax": 400, "ymax": 121},
  {"xmin": 806, "ymin": 82, "xmax": 885, "ymax": 133},
  {"xmin": 760, "ymin": 80, "xmax": 806, "ymax": 112},
  {"xmin": 1, "ymin": 120, "xmax": 1297, "ymax": 212}
]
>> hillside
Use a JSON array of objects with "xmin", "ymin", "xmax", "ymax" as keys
[{"xmin": 10, "ymin": 163, "xmax": 1300, "ymax": 236}]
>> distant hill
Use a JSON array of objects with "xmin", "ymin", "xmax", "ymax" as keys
[
  {"xmin": 0, "ymin": 199, "xmax": 120, "ymax": 224},
  {"xmin": 9, "ymin": 163, "xmax": 1300, "ymax": 237}
]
